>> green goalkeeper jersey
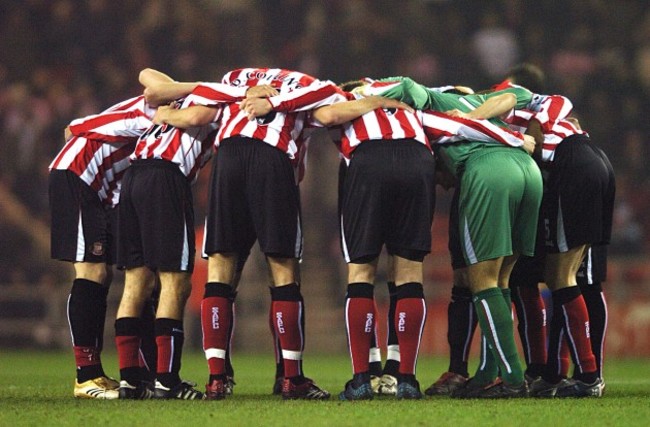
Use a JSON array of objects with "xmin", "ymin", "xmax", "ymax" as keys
[{"xmin": 361, "ymin": 76, "xmax": 533, "ymax": 176}]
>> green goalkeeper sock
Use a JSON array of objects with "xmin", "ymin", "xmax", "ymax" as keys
[
  {"xmin": 472, "ymin": 333, "xmax": 499, "ymax": 386},
  {"xmin": 473, "ymin": 287, "xmax": 524, "ymax": 386}
]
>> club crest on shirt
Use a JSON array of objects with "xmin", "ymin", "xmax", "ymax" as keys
[{"xmin": 91, "ymin": 242, "xmax": 104, "ymax": 256}]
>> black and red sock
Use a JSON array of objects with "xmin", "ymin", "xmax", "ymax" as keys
[
  {"xmin": 447, "ymin": 286, "xmax": 477, "ymax": 377},
  {"xmin": 115, "ymin": 317, "xmax": 144, "ymax": 384},
  {"xmin": 512, "ymin": 285, "xmax": 547, "ymax": 378},
  {"xmin": 201, "ymin": 282, "xmax": 233, "ymax": 381},
  {"xmin": 155, "ymin": 318, "xmax": 184, "ymax": 387},
  {"xmin": 395, "ymin": 282, "xmax": 426, "ymax": 377},
  {"xmin": 69, "ymin": 279, "xmax": 107, "ymax": 382},
  {"xmin": 271, "ymin": 284, "xmax": 304, "ymax": 379}
]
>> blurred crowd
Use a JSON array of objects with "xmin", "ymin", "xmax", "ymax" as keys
[{"xmin": 1, "ymin": 0, "xmax": 649, "ymax": 286}]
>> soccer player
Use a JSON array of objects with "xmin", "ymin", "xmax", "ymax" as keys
[
  {"xmin": 148, "ymin": 68, "xmax": 344, "ymax": 400},
  {"xmin": 312, "ymin": 90, "xmax": 429, "ymax": 400},
  {"xmin": 424, "ymin": 77, "xmax": 546, "ymax": 396},
  {"xmin": 497, "ymin": 92, "xmax": 614, "ymax": 397},
  {"xmin": 359, "ymin": 76, "xmax": 543, "ymax": 398},
  {"xmin": 307, "ymin": 80, "xmax": 533, "ymax": 400},
  {"xmin": 49, "ymin": 94, "xmax": 156, "ymax": 399},
  {"xmin": 113, "ymin": 80, "xmax": 252, "ymax": 400},
  {"xmin": 373, "ymin": 85, "xmax": 481, "ymax": 398}
]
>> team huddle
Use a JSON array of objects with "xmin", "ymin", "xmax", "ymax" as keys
[{"xmin": 49, "ymin": 64, "xmax": 615, "ymax": 401}]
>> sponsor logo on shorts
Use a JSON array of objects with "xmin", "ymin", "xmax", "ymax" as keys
[
  {"xmin": 91, "ymin": 242, "xmax": 104, "ymax": 256},
  {"xmin": 585, "ymin": 321, "xmax": 590, "ymax": 338}
]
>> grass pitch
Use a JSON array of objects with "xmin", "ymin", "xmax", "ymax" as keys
[{"xmin": 2, "ymin": 351, "xmax": 649, "ymax": 426}]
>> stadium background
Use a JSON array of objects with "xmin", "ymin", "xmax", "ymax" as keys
[{"xmin": 1, "ymin": 0, "xmax": 649, "ymax": 358}]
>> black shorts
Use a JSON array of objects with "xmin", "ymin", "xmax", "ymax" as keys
[
  {"xmin": 543, "ymin": 135, "xmax": 615, "ymax": 253},
  {"xmin": 203, "ymin": 137, "xmax": 302, "ymax": 259},
  {"xmin": 49, "ymin": 170, "xmax": 116, "ymax": 264},
  {"xmin": 577, "ymin": 244, "xmax": 608, "ymax": 285},
  {"xmin": 117, "ymin": 159, "xmax": 195, "ymax": 272},
  {"xmin": 447, "ymin": 187, "xmax": 466, "ymax": 270},
  {"xmin": 509, "ymin": 227, "xmax": 608, "ymax": 289},
  {"xmin": 340, "ymin": 139, "xmax": 436, "ymax": 263}
]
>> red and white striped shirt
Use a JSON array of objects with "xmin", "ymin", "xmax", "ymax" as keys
[
  {"xmin": 192, "ymin": 68, "xmax": 344, "ymax": 166},
  {"xmin": 421, "ymin": 110, "xmax": 526, "ymax": 148},
  {"xmin": 319, "ymin": 92, "xmax": 429, "ymax": 160},
  {"xmin": 323, "ymin": 93, "xmax": 525, "ymax": 161},
  {"xmin": 49, "ymin": 95, "xmax": 155, "ymax": 207},
  {"xmin": 131, "ymin": 93, "xmax": 222, "ymax": 183},
  {"xmin": 504, "ymin": 95, "xmax": 586, "ymax": 162}
]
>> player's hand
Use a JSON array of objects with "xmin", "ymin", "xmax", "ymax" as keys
[
  {"xmin": 64, "ymin": 126, "xmax": 72, "ymax": 141},
  {"xmin": 453, "ymin": 85, "xmax": 474, "ymax": 95},
  {"xmin": 522, "ymin": 134, "xmax": 536, "ymax": 155},
  {"xmin": 380, "ymin": 97, "xmax": 414, "ymax": 113},
  {"xmin": 240, "ymin": 97, "xmax": 273, "ymax": 120},
  {"xmin": 566, "ymin": 116, "xmax": 582, "ymax": 130},
  {"xmin": 444, "ymin": 108, "xmax": 469, "ymax": 119},
  {"xmin": 153, "ymin": 105, "xmax": 173, "ymax": 125},
  {"xmin": 246, "ymin": 85, "xmax": 279, "ymax": 98}
]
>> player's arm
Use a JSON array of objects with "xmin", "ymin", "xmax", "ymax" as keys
[
  {"xmin": 358, "ymin": 76, "xmax": 436, "ymax": 110},
  {"xmin": 311, "ymin": 96, "xmax": 413, "ymax": 126},
  {"xmin": 68, "ymin": 97, "xmax": 153, "ymax": 142},
  {"xmin": 445, "ymin": 92, "xmax": 517, "ymax": 120},
  {"xmin": 188, "ymin": 83, "xmax": 254, "ymax": 107},
  {"xmin": 566, "ymin": 116, "xmax": 581, "ymax": 130},
  {"xmin": 139, "ymin": 68, "xmax": 199, "ymax": 106},
  {"xmin": 524, "ymin": 120, "xmax": 544, "ymax": 157},
  {"xmin": 153, "ymin": 104, "xmax": 219, "ymax": 128},
  {"xmin": 486, "ymin": 86, "xmax": 534, "ymax": 109},
  {"xmin": 421, "ymin": 110, "xmax": 528, "ymax": 149},
  {"xmin": 139, "ymin": 69, "xmax": 260, "ymax": 106},
  {"xmin": 240, "ymin": 80, "xmax": 346, "ymax": 119},
  {"xmin": 267, "ymin": 80, "xmax": 344, "ymax": 112}
]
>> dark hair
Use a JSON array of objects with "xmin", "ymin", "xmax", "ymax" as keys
[
  {"xmin": 506, "ymin": 63, "xmax": 546, "ymax": 93},
  {"xmin": 338, "ymin": 80, "xmax": 365, "ymax": 92}
]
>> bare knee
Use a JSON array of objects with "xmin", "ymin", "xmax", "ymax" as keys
[
  {"xmin": 267, "ymin": 256, "xmax": 299, "ymax": 286},
  {"xmin": 74, "ymin": 262, "xmax": 111, "ymax": 285}
]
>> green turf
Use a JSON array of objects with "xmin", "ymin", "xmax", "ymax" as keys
[{"xmin": 1, "ymin": 351, "xmax": 649, "ymax": 426}]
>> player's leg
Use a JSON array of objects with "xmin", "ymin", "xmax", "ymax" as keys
[
  {"xmin": 122, "ymin": 160, "xmax": 203, "ymax": 400},
  {"xmin": 541, "ymin": 247, "xmax": 600, "ymax": 397},
  {"xmin": 115, "ymin": 266, "xmax": 156, "ymax": 399},
  {"xmin": 534, "ymin": 138, "xmax": 610, "ymax": 398},
  {"xmin": 392, "ymin": 255, "xmax": 427, "ymax": 400},
  {"xmin": 238, "ymin": 139, "xmax": 328, "ymax": 400},
  {"xmin": 466, "ymin": 257, "xmax": 527, "ymax": 397},
  {"xmin": 427, "ymin": 187, "xmax": 475, "ymax": 395},
  {"xmin": 223, "ymin": 259, "xmax": 246, "ymax": 395},
  {"xmin": 69, "ymin": 262, "xmax": 117, "ymax": 397},
  {"xmin": 453, "ymin": 150, "xmax": 539, "ymax": 398},
  {"xmin": 267, "ymin": 256, "xmax": 329, "ymax": 400},
  {"xmin": 509, "ymin": 252, "xmax": 547, "ymax": 383},
  {"xmin": 368, "ymin": 257, "xmax": 386, "ymax": 392},
  {"xmin": 138, "ymin": 279, "xmax": 158, "ymax": 382},
  {"xmin": 375, "ymin": 267, "xmax": 399, "ymax": 395},
  {"xmin": 368, "ymin": 300, "xmax": 384, "ymax": 389},
  {"xmin": 577, "ymin": 245, "xmax": 608, "ymax": 383},
  {"xmin": 200, "ymin": 149, "xmax": 247, "ymax": 399},
  {"xmin": 49, "ymin": 170, "xmax": 118, "ymax": 399},
  {"xmin": 201, "ymin": 253, "xmax": 237, "ymax": 400},
  {"xmin": 339, "ymin": 260, "xmax": 378, "ymax": 400},
  {"xmin": 152, "ymin": 271, "xmax": 204, "ymax": 400}
]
